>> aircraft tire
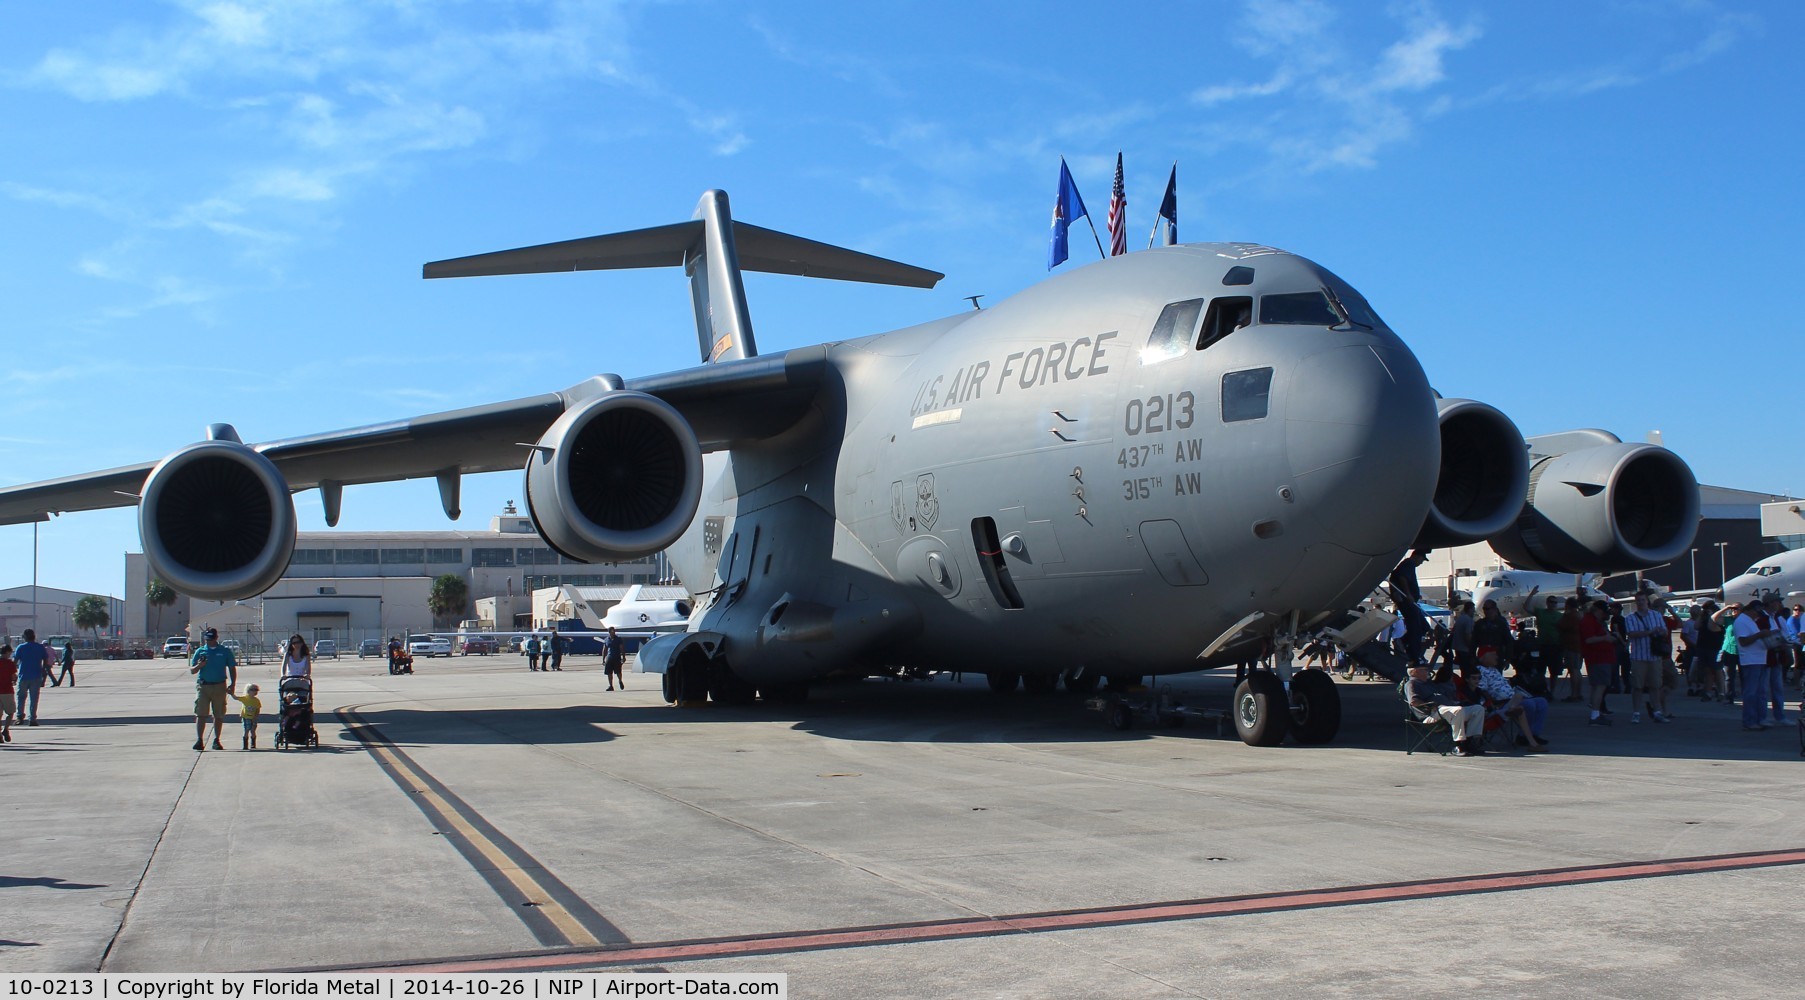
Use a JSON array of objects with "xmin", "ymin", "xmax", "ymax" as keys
[
  {"xmin": 1063, "ymin": 667, "xmax": 1100, "ymax": 694},
  {"xmin": 679, "ymin": 664, "xmax": 711, "ymax": 703},
  {"xmin": 1108, "ymin": 699, "xmax": 1134, "ymax": 730},
  {"xmin": 986, "ymin": 671, "xmax": 1021, "ymax": 694},
  {"xmin": 1022, "ymin": 672, "xmax": 1059, "ymax": 695},
  {"xmin": 711, "ymin": 668, "xmax": 758, "ymax": 706},
  {"xmin": 1233, "ymin": 672, "xmax": 1289, "ymax": 747},
  {"xmin": 661, "ymin": 668, "xmax": 680, "ymax": 704},
  {"xmin": 1288, "ymin": 669, "xmax": 1342, "ymax": 744},
  {"xmin": 761, "ymin": 682, "xmax": 810, "ymax": 705}
]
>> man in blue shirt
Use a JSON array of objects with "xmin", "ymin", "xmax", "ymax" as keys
[
  {"xmin": 189, "ymin": 628, "xmax": 238, "ymax": 751},
  {"xmin": 602, "ymin": 627, "xmax": 625, "ymax": 691},
  {"xmin": 13, "ymin": 629, "xmax": 50, "ymax": 726}
]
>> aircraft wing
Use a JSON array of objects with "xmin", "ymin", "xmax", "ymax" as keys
[{"xmin": 0, "ymin": 348, "xmax": 828, "ymax": 526}]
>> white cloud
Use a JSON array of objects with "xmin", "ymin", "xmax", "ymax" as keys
[
  {"xmin": 1198, "ymin": 1, "xmax": 1483, "ymax": 173},
  {"xmin": 1193, "ymin": 71, "xmax": 1293, "ymax": 106},
  {"xmin": 244, "ymin": 168, "xmax": 336, "ymax": 203},
  {"xmin": 1661, "ymin": 8, "xmax": 1761, "ymax": 73},
  {"xmin": 1180, "ymin": 1, "xmax": 1756, "ymax": 178},
  {"xmin": 1371, "ymin": 18, "xmax": 1481, "ymax": 93},
  {"xmin": 748, "ymin": 17, "xmax": 905, "ymax": 100},
  {"xmin": 9, "ymin": 1, "xmax": 691, "ymax": 322},
  {"xmin": 1448, "ymin": 4, "xmax": 1758, "ymax": 110},
  {"xmin": 32, "ymin": 51, "xmax": 173, "ymax": 101}
]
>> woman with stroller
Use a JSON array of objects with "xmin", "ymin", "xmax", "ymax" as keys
[{"xmin": 281, "ymin": 635, "xmax": 312, "ymax": 680}]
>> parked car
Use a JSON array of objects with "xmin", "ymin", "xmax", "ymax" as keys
[
  {"xmin": 314, "ymin": 639, "xmax": 340, "ymax": 659},
  {"xmin": 359, "ymin": 638, "xmax": 383, "ymax": 658},
  {"xmin": 408, "ymin": 634, "xmax": 451, "ymax": 658},
  {"xmin": 508, "ymin": 636, "xmax": 526, "ymax": 654},
  {"xmin": 459, "ymin": 635, "xmax": 499, "ymax": 655},
  {"xmin": 162, "ymin": 636, "xmax": 189, "ymax": 658}
]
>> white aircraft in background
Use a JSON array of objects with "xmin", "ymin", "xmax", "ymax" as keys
[
  {"xmin": 1719, "ymin": 549, "xmax": 1805, "ymax": 607},
  {"xmin": 1469, "ymin": 569, "xmax": 1611, "ymax": 617},
  {"xmin": 599, "ymin": 585, "xmax": 693, "ymax": 634}
]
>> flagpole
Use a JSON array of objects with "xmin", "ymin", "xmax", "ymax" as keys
[
  {"xmin": 1084, "ymin": 215, "xmax": 1106, "ymax": 259},
  {"xmin": 1148, "ymin": 161, "xmax": 1176, "ymax": 249}
]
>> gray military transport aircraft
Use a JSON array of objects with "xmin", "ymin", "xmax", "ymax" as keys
[{"xmin": 0, "ymin": 191, "xmax": 1703, "ymax": 746}]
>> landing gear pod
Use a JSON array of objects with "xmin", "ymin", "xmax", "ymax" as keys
[
  {"xmin": 525, "ymin": 391, "xmax": 704, "ymax": 564},
  {"xmin": 139, "ymin": 440, "xmax": 296, "ymax": 601}
]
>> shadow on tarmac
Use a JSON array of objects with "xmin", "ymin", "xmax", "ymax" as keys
[
  {"xmin": 28, "ymin": 672, "xmax": 1799, "ymax": 763},
  {"xmin": 0, "ymin": 876, "xmax": 105, "ymax": 889},
  {"xmin": 329, "ymin": 674, "xmax": 1802, "ymax": 763}
]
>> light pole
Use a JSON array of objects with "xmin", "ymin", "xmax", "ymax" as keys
[
  {"xmin": 31, "ymin": 520, "xmax": 38, "ymax": 634},
  {"xmin": 1715, "ymin": 541, "xmax": 1729, "ymax": 587},
  {"xmin": 1689, "ymin": 548, "xmax": 1697, "ymax": 592}
]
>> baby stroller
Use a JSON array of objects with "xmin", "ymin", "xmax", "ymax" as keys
[{"xmin": 274, "ymin": 676, "xmax": 319, "ymax": 749}]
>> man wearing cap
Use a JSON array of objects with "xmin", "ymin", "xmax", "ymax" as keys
[
  {"xmin": 1761, "ymin": 593, "xmax": 1791, "ymax": 726},
  {"xmin": 189, "ymin": 628, "xmax": 238, "ymax": 750},
  {"xmin": 1731, "ymin": 598, "xmax": 1777, "ymax": 730},
  {"xmin": 1579, "ymin": 600, "xmax": 1617, "ymax": 726}
]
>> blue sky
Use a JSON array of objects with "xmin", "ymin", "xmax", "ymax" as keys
[{"xmin": 1, "ymin": 0, "xmax": 1794, "ymax": 600}]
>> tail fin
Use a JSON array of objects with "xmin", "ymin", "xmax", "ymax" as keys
[{"xmin": 424, "ymin": 189, "xmax": 943, "ymax": 364}]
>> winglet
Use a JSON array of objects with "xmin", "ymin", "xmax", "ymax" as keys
[{"xmin": 423, "ymin": 190, "xmax": 943, "ymax": 364}]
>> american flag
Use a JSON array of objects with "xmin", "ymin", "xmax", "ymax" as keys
[{"xmin": 1107, "ymin": 153, "xmax": 1127, "ymax": 256}]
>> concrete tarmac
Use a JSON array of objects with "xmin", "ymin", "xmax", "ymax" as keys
[{"xmin": 3, "ymin": 654, "xmax": 1803, "ymax": 997}]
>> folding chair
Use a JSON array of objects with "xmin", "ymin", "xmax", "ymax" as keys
[
  {"xmin": 1480, "ymin": 700, "xmax": 1522, "ymax": 754},
  {"xmin": 1400, "ymin": 679, "xmax": 1453, "ymax": 756}
]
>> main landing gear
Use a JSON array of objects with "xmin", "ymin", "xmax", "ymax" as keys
[
  {"xmin": 662, "ymin": 653, "xmax": 807, "ymax": 707},
  {"xmin": 1233, "ymin": 668, "xmax": 1341, "ymax": 746}
]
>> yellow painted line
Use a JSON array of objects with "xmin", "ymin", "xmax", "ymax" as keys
[{"xmin": 345, "ymin": 712, "xmax": 601, "ymax": 949}]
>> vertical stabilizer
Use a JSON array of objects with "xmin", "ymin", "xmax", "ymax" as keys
[{"xmin": 687, "ymin": 190, "xmax": 758, "ymax": 363}]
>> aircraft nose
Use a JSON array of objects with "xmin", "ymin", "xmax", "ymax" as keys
[{"xmin": 1284, "ymin": 343, "xmax": 1438, "ymax": 556}]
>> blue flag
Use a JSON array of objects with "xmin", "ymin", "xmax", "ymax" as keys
[
  {"xmin": 1048, "ymin": 157, "xmax": 1090, "ymax": 270},
  {"xmin": 1150, "ymin": 163, "xmax": 1177, "ymax": 247}
]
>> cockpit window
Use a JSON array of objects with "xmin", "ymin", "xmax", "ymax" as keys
[
  {"xmin": 1221, "ymin": 367, "xmax": 1273, "ymax": 422},
  {"xmin": 1140, "ymin": 298, "xmax": 1204, "ymax": 366},
  {"xmin": 1327, "ymin": 280, "xmax": 1385, "ymax": 329},
  {"xmin": 1756, "ymin": 565, "xmax": 1780, "ymax": 576},
  {"xmin": 1198, "ymin": 296, "xmax": 1252, "ymax": 350},
  {"xmin": 1258, "ymin": 291, "xmax": 1340, "ymax": 327}
]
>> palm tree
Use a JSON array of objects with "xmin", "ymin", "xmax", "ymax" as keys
[
  {"xmin": 146, "ymin": 579, "xmax": 177, "ymax": 637},
  {"xmin": 74, "ymin": 594, "xmax": 111, "ymax": 647},
  {"xmin": 429, "ymin": 573, "xmax": 470, "ymax": 628}
]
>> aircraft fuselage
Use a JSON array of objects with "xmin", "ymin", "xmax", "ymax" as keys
[{"xmin": 667, "ymin": 244, "xmax": 1441, "ymax": 682}]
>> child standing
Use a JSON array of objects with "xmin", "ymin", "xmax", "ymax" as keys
[
  {"xmin": 229, "ymin": 684, "xmax": 263, "ymax": 749},
  {"xmin": 0, "ymin": 644, "xmax": 16, "ymax": 743}
]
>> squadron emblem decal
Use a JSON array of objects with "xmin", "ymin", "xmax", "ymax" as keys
[
  {"xmin": 916, "ymin": 474, "xmax": 939, "ymax": 531},
  {"xmin": 891, "ymin": 481, "xmax": 908, "ymax": 534}
]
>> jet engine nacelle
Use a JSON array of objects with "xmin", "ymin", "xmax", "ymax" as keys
[
  {"xmin": 1414, "ymin": 398, "xmax": 1529, "ymax": 549},
  {"xmin": 525, "ymin": 391, "xmax": 704, "ymax": 564},
  {"xmin": 1488, "ymin": 440, "xmax": 1699, "ymax": 574},
  {"xmin": 139, "ymin": 439, "xmax": 297, "ymax": 601}
]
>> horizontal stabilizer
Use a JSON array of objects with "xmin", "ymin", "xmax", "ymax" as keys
[{"xmin": 425, "ymin": 220, "xmax": 943, "ymax": 288}]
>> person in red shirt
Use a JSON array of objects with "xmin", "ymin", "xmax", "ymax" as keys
[
  {"xmin": 0, "ymin": 644, "xmax": 17, "ymax": 743},
  {"xmin": 1578, "ymin": 600, "xmax": 1617, "ymax": 726}
]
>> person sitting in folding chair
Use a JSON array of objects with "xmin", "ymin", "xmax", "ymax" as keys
[
  {"xmin": 1466, "ymin": 650, "xmax": 1550, "ymax": 752},
  {"xmin": 1405, "ymin": 662, "xmax": 1486, "ymax": 756}
]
